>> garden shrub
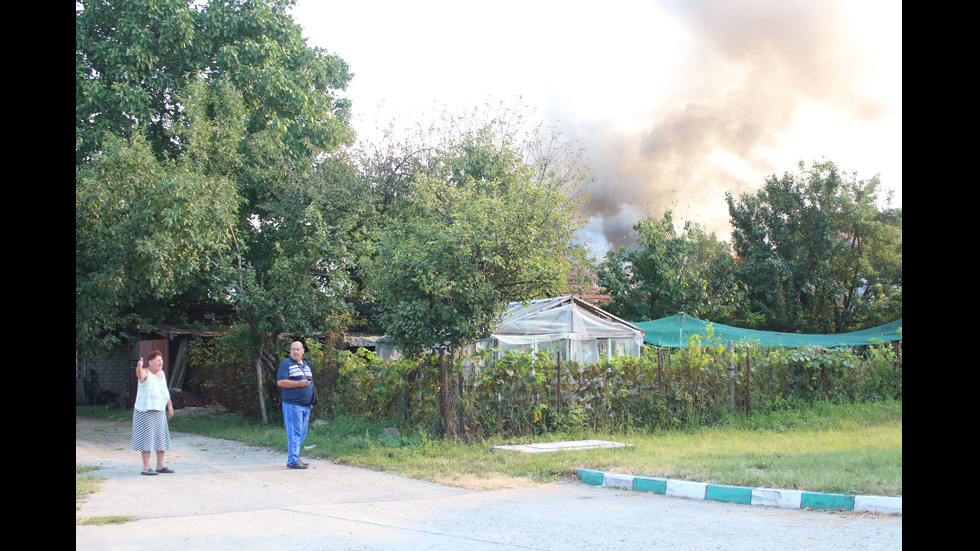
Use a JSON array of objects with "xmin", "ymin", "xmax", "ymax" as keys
[{"xmin": 320, "ymin": 340, "xmax": 902, "ymax": 439}]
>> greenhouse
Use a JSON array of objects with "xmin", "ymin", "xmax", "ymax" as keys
[{"xmin": 377, "ymin": 295, "xmax": 645, "ymax": 363}]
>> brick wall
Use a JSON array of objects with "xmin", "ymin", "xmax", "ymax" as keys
[{"xmin": 76, "ymin": 344, "xmax": 134, "ymax": 407}]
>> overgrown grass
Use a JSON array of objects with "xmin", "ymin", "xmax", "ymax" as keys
[
  {"xmin": 76, "ymin": 399, "xmax": 901, "ymax": 496},
  {"xmin": 77, "ymin": 516, "xmax": 136, "ymax": 526},
  {"xmin": 76, "ymin": 465, "xmax": 138, "ymax": 526},
  {"xmin": 76, "ymin": 465, "xmax": 104, "ymax": 501}
]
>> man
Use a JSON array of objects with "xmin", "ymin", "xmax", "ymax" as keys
[{"xmin": 276, "ymin": 341, "xmax": 314, "ymax": 469}]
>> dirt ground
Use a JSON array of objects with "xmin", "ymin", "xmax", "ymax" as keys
[{"xmin": 75, "ymin": 408, "xmax": 534, "ymax": 491}]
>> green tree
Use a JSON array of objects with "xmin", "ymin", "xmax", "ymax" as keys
[
  {"xmin": 597, "ymin": 209, "xmax": 753, "ymax": 325},
  {"xmin": 364, "ymin": 107, "xmax": 591, "ymax": 435},
  {"xmin": 76, "ymin": 132, "xmax": 240, "ymax": 355},
  {"xmin": 76, "ymin": 0, "xmax": 352, "ymax": 165},
  {"xmin": 725, "ymin": 160, "xmax": 902, "ymax": 333},
  {"xmin": 76, "ymin": 1, "xmax": 358, "ymax": 422}
]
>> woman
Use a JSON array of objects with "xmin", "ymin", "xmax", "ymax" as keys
[{"xmin": 132, "ymin": 350, "xmax": 175, "ymax": 475}]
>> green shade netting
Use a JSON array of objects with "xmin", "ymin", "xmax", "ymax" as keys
[{"xmin": 632, "ymin": 313, "xmax": 903, "ymax": 348}]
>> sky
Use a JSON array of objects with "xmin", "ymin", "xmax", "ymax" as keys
[{"xmin": 290, "ymin": 0, "xmax": 902, "ymax": 259}]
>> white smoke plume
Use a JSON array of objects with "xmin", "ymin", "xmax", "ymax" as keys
[{"xmin": 565, "ymin": 0, "xmax": 899, "ymax": 258}]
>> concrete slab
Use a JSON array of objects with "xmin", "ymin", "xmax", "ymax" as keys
[
  {"xmin": 854, "ymin": 495, "xmax": 903, "ymax": 514},
  {"xmin": 491, "ymin": 439, "xmax": 633, "ymax": 453},
  {"xmin": 577, "ymin": 469, "xmax": 605, "ymax": 486},
  {"xmin": 801, "ymin": 491, "xmax": 855, "ymax": 511},
  {"xmin": 666, "ymin": 479, "xmax": 708, "ymax": 500},
  {"xmin": 751, "ymin": 487, "xmax": 803, "ymax": 509},
  {"xmin": 706, "ymin": 484, "xmax": 753, "ymax": 505},
  {"xmin": 601, "ymin": 473, "xmax": 634, "ymax": 489},
  {"xmin": 632, "ymin": 475, "xmax": 668, "ymax": 494}
]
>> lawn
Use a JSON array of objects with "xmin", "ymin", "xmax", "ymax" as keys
[{"xmin": 76, "ymin": 399, "xmax": 901, "ymax": 496}]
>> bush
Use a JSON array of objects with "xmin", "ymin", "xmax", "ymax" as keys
[
  {"xmin": 322, "ymin": 341, "xmax": 902, "ymax": 439},
  {"xmin": 332, "ymin": 348, "xmax": 440, "ymax": 426},
  {"xmin": 187, "ymin": 328, "xmax": 265, "ymax": 418}
]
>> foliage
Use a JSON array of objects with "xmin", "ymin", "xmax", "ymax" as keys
[
  {"xmin": 355, "ymin": 105, "xmax": 592, "ymax": 437},
  {"xmin": 460, "ymin": 349, "xmax": 555, "ymax": 437},
  {"xmin": 725, "ymin": 160, "xmax": 902, "ymax": 333},
  {"xmin": 365, "ymin": 105, "xmax": 591, "ymax": 357},
  {"xmin": 222, "ymin": 155, "xmax": 361, "ymax": 355},
  {"xmin": 333, "ymin": 348, "xmax": 440, "ymax": 425},
  {"xmin": 76, "ymin": 0, "xmax": 358, "ymax": 368},
  {"xmin": 850, "ymin": 341, "xmax": 903, "ymax": 401},
  {"xmin": 76, "ymin": 0, "xmax": 352, "ymax": 165},
  {"xmin": 187, "ymin": 328, "xmax": 265, "ymax": 417},
  {"xmin": 599, "ymin": 160, "xmax": 901, "ymax": 336},
  {"xmin": 75, "ymin": 133, "xmax": 239, "ymax": 354},
  {"xmin": 325, "ymin": 340, "xmax": 902, "ymax": 439},
  {"xmin": 186, "ymin": 330, "xmax": 344, "ymax": 421},
  {"xmin": 598, "ymin": 209, "xmax": 755, "ymax": 326}
]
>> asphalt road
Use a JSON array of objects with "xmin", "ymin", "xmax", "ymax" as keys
[{"xmin": 76, "ymin": 415, "xmax": 902, "ymax": 550}]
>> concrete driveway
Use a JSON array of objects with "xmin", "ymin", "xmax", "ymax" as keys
[{"xmin": 76, "ymin": 416, "xmax": 901, "ymax": 550}]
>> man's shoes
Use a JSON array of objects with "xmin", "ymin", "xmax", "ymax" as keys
[
  {"xmin": 156, "ymin": 466, "xmax": 175, "ymax": 473},
  {"xmin": 141, "ymin": 469, "xmax": 158, "ymax": 476},
  {"xmin": 287, "ymin": 461, "xmax": 308, "ymax": 469}
]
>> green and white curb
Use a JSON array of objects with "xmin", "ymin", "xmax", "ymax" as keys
[{"xmin": 577, "ymin": 469, "xmax": 901, "ymax": 514}]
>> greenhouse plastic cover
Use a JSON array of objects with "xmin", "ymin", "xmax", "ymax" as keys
[
  {"xmin": 492, "ymin": 296, "xmax": 644, "ymax": 347},
  {"xmin": 489, "ymin": 296, "xmax": 646, "ymax": 361},
  {"xmin": 633, "ymin": 313, "xmax": 903, "ymax": 348},
  {"xmin": 374, "ymin": 296, "xmax": 646, "ymax": 362}
]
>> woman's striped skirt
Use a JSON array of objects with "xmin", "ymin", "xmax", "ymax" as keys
[{"xmin": 132, "ymin": 409, "xmax": 172, "ymax": 452}]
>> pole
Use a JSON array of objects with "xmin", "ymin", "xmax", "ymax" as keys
[
  {"xmin": 657, "ymin": 347, "xmax": 664, "ymax": 393},
  {"xmin": 744, "ymin": 347, "xmax": 751, "ymax": 415},
  {"xmin": 727, "ymin": 340, "xmax": 736, "ymax": 412},
  {"xmin": 556, "ymin": 350, "xmax": 562, "ymax": 418},
  {"xmin": 820, "ymin": 349, "xmax": 828, "ymax": 398}
]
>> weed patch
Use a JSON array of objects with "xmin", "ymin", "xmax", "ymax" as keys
[
  {"xmin": 76, "ymin": 516, "xmax": 137, "ymax": 526},
  {"xmin": 76, "ymin": 465, "xmax": 104, "ymax": 502}
]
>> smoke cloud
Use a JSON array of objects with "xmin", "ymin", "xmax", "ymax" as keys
[
  {"xmin": 566, "ymin": 0, "xmax": 897, "ymax": 258},
  {"xmin": 291, "ymin": 0, "xmax": 900, "ymax": 261}
]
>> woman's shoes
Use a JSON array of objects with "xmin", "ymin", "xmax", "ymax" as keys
[{"xmin": 141, "ymin": 467, "xmax": 174, "ymax": 475}]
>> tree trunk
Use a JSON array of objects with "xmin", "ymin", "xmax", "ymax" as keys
[
  {"xmin": 256, "ymin": 354, "xmax": 268, "ymax": 425},
  {"xmin": 439, "ymin": 347, "xmax": 453, "ymax": 439}
]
